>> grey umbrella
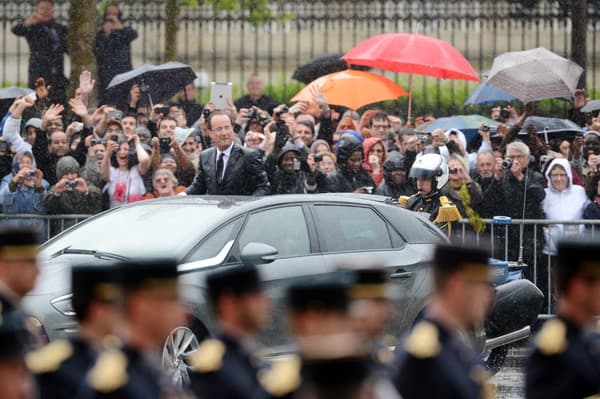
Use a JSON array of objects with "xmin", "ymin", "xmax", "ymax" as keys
[
  {"xmin": 0, "ymin": 86, "xmax": 34, "ymax": 100},
  {"xmin": 106, "ymin": 62, "xmax": 197, "ymax": 107},
  {"xmin": 581, "ymin": 100, "xmax": 600, "ymax": 113},
  {"xmin": 487, "ymin": 47, "xmax": 583, "ymax": 103}
]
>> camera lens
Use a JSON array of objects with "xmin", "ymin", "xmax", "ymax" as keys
[{"xmin": 502, "ymin": 158, "xmax": 513, "ymax": 169}]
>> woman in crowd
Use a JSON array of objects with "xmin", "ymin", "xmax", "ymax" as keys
[
  {"xmin": 324, "ymin": 133, "xmax": 374, "ymax": 193},
  {"xmin": 445, "ymin": 154, "xmax": 484, "ymax": 233},
  {"xmin": 101, "ymin": 134, "xmax": 150, "ymax": 208},
  {"xmin": 144, "ymin": 168, "xmax": 186, "ymax": 199},
  {"xmin": 362, "ymin": 137, "xmax": 387, "ymax": 186},
  {"xmin": 318, "ymin": 151, "xmax": 337, "ymax": 175},
  {"xmin": 542, "ymin": 157, "xmax": 589, "ymax": 256}
]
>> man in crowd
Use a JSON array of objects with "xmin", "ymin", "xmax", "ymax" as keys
[
  {"xmin": 43, "ymin": 155, "xmax": 103, "ymax": 235},
  {"xmin": 0, "ymin": 228, "xmax": 40, "ymax": 312},
  {"xmin": 234, "ymin": 74, "xmax": 279, "ymax": 115},
  {"xmin": 370, "ymin": 111, "xmax": 393, "ymax": 147},
  {"xmin": 473, "ymin": 150, "xmax": 503, "ymax": 218},
  {"xmin": 184, "ymin": 111, "xmax": 270, "ymax": 195},
  {"xmin": 525, "ymin": 240, "xmax": 600, "ymax": 399},
  {"xmin": 177, "ymin": 83, "xmax": 203, "ymax": 126},
  {"xmin": 12, "ymin": 0, "xmax": 69, "ymax": 105},
  {"xmin": 376, "ymin": 152, "xmax": 414, "ymax": 200},
  {"xmin": 79, "ymin": 259, "xmax": 186, "ymax": 398},
  {"xmin": 94, "ymin": 2, "xmax": 138, "ymax": 102},
  {"xmin": 189, "ymin": 264, "xmax": 271, "ymax": 399},
  {"xmin": 27, "ymin": 265, "xmax": 122, "ymax": 399},
  {"xmin": 395, "ymin": 244, "xmax": 495, "ymax": 398}
]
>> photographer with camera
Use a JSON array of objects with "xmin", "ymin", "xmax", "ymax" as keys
[
  {"xmin": 43, "ymin": 156, "xmax": 102, "ymax": 235},
  {"xmin": 149, "ymin": 117, "xmax": 195, "ymax": 187},
  {"xmin": 268, "ymin": 141, "xmax": 321, "ymax": 194},
  {"xmin": 0, "ymin": 151, "xmax": 47, "ymax": 231},
  {"xmin": 323, "ymin": 133, "xmax": 375, "ymax": 193},
  {"xmin": 94, "ymin": 3, "xmax": 138, "ymax": 103}
]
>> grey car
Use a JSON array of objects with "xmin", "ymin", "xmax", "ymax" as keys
[{"xmin": 25, "ymin": 194, "xmax": 444, "ymax": 381}]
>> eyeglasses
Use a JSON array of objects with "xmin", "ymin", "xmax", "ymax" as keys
[
  {"xmin": 212, "ymin": 125, "xmax": 233, "ymax": 134},
  {"xmin": 154, "ymin": 177, "xmax": 170, "ymax": 183},
  {"xmin": 506, "ymin": 154, "xmax": 526, "ymax": 160}
]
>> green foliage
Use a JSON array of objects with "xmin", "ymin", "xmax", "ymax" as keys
[{"xmin": 203, "ymin": 0, "xmax": 294, "ymax": 26}]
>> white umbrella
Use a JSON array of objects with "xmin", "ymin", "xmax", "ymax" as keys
[{"xmin": 487, "ymin": 47, "xmax": 583, "ymax": 103}]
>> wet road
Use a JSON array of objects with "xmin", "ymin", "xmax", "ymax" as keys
[{"xmin": 491, "ymin": 345, "xmax": 527, "ymax": 399}]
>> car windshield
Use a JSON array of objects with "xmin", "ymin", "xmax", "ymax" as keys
[{"xmin": 40, "ymin": 202, "xmax": 237, "ymax": 260}]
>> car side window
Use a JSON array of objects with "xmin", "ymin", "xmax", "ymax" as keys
[
  {"xmin": 187, "ymin": 218, "xmax": 242, "ymax": 262},
  {"xmin": 237, "ymin": 206, "xmax": 310, "ymax": 258},
  {"xmin": 314, "ymin": 205, "xmax": 392, "ymax": 252}
]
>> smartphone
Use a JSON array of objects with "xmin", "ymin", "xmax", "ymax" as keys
[
  {"xmin": 27, "ymin": 92, "xmax": 37, "ymax": 101},
  {"xmin": 107, "ymin": 110, "xmax": 123, "ymax": 120},
  {"xmin": 159, "ymin": 137, "xmax": 171, "ymax": 153},
  {"xmin": 210, "ymin": 82, "xmax": 232, "ymax": 110}
]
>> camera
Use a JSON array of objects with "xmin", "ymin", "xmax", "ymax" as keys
[
  {"xmin": 202, "ymin": 108, "xmax": 211, "ymax": 120},
  {"xmin": 448, "ymin": 167, "xmax": 458, "ymax": 174},
  {"xmin": 156, "ymin": 106, "xmax": 170, "ymax": 116},
  {"xmin": 66, "ymin": 180, "xmax": 77, "ymax": 190},
  {"xmin": 502, "ymin": 157, "xmax": 513, "ymax": 169},
  {"xmin": 28, "ymin": 169, "xmax": 36, "ymax": 177},
  {"xmin": 246, "ymin": 108, "xmax": 258, "ymax": 120},
  {"xmin": 110, "ymin": 135, "xmax": 119, "ymax": 142},
  {"xmin": 500, "ymin": 108, "xmax": 510, "ymax": 120},
  {"xmin": 314, "ymin": 154, "xmax": 323, "ymax": 163},
  {"xmin": 107, "ymin": 110, "xmax": 123, "ymax": 120},
  {"xmin": 274, "ymin": 106, "xmax": 289, "ymax": 118},
  {"xmin": 159, "ymin": 137, "xmax": 172, "ymax": 153},
  {"xmin": 481, "ymin": 124, "xmax": 490, "ymax": 132},
  {"xmin": 91, "ymin": 138, "xmax": 107, "ymax": 146}
]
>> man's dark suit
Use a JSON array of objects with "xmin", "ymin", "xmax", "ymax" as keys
[{"xmin": 185, "ymin": 144, "xmax": 270, "ymax": 195}]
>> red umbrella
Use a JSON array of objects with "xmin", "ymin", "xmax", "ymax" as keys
[{"xmin": 342, "ymin": 33, "xmax": 480, "ymax": 118}]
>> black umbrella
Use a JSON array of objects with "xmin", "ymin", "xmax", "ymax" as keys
[
  {"xmin": 0, "ymin": 86, "xmax": 35, "ymax": 100},
  {"xmin": 291, "ymin": 53, "xmax": 370, "ymax": 84},
  {"xmin": 518, "ymin": 116, "xmax": 584, "ymax": 142},
  {"xmin": 581, "ymin": 100, "xmax": 600, "ymax": 113},
  {"xmin": 106, "ymin": 62, "xmax": 196, "ymax": 107}
]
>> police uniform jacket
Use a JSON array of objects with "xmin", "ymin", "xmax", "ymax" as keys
[
  {"xmin": 405, "ymin": 190, "xmax": 445, "ymax": 222},
  {"xmin": 525, "ymin": 316, "xmax": 600, "ymax": 399},
  {"xmin": 28, "ymin": 337, "xmax": 98, "ymax": 399},
  {"xmin": 189, "ymin": 333, "xmax": 270, "ymax": 399},
  {"xmin": 395, "ymin": 318, "xmax": 491, "ymax": 399}
]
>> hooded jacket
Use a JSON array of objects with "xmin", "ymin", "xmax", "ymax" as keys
[
  {"xmin": 375, "ymin": 152, "xmax": 414, "ymax": 199},
  {"xmin": 362, "ymin": 137, "xmax": 387, "ymax": 186},
  {"xmin": 269, "ymin": 142, "xmax": 318, "ymax": 194},
  {"xmin": 324, "ymin": 135, "xmax": 374, "ymax": 193},
  {"xmin": 542, "ymin": 158, "xmax": 589, "ymax": 255}
]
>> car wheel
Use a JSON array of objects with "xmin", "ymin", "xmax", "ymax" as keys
[{"xmin": 162, "ymin": 326, "xmax": 200, "ymax": 387}]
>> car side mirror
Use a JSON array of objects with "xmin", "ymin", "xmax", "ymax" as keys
[{"xmin": 240, "ymin": 242, "xmax": 278, "ymax": 266}]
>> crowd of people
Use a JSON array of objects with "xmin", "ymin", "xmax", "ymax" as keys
[{"xmin": 2, "ymin": 229, "xmax": 599, "ymax": 399}]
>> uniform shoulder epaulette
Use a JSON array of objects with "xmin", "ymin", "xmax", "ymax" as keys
[
  {"xmin": 259, "ymin": 355, "xmax": 301, "ymax": 397},
  {"xmin": 405, "ymin": 321, "xmax": 441, "ymax": 359},
  {"xmin": 535, "ymin": 318, "xmax": 567, "ymax": 356},
  {"xmin": 189, "ymin": 339, "xmax": 226, "ymax": 373},
  {"xmin": 86, "ymin": 349, "xmax": 128, "ymax": 393},
  {"xmin": 25, "ymin": 339, "xmax": 73, "ymax": 374}
]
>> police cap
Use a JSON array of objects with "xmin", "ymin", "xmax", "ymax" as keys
[
  {"xmin": 433, "ymin": 243, "xmax": 491, "ymax": 282},
  {"xmin": 0, "ymin": 228, "xmax": 40, "ymax": 260},
  {"xmin": 206, "ymin": 265, "xmax": 262, "ymax": 304},
  {"xmin": 287, "ymin": 275, "xmax": 350, "ymax": 313},
  {"xmin": 118, "ymin": 259, "xmax": 179, "ymax": 294},
  {"xmin": 71, "ymin": 265, "xmax": 122, "ymax": 320},
  {"xmin": 556, "ymin": 240, "xmax": 600, "ymax": 292}
]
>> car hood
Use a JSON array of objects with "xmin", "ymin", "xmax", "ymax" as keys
[{"xmin": 30, "ymin": 256, "xmax": 108, "ymax": 296}]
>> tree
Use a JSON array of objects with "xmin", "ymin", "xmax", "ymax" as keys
[
  {"xmin": 67, "ymin": 0, "xmax": 97, "ymax": 97},
  {"xmin": 571, "ymin": 0, "xmax": 587, "ymax": 88}
]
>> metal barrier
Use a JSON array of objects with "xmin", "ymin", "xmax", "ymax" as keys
[
  {"xmin": 0, "ymin": 213, "xmax": 91, "ymax": 241},
  {"xmin": 457, "ymin": 218, "xmax": 600, "ymax": 314}
]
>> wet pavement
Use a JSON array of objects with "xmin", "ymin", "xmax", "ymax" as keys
[{"xmin": 491, "ymin": 344, "xmax": 527, "ymax": 398}]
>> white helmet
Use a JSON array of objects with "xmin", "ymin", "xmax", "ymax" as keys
[{"xmin": 409, "ymin": 153, "xmax": 448, "ymax": 191}]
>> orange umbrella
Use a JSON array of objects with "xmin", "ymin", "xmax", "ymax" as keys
[{"xmin": 290, "ymin": 69, "xmax": 408, "ymax": 110}]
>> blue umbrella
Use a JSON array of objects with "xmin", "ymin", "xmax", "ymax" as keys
[
  {"xmin": 464, "ymin": 80, "xmax": 518, "ymax": 106},
  {"xmin": 415, "ymin": 114, "xmax": 500, "ymax": 142}
]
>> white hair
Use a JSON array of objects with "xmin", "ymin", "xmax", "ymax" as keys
[{"xmin": 506, "ymin": 141, "xmax": 530, "ymax": 157}]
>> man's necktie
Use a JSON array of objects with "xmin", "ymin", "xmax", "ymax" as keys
[{"xmin": 217, "ymin": 152, "xmax": 225, "ymax": 184}]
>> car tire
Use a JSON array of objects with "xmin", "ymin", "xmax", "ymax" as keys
[{"xmin": 162, "ymin": 326, "xmax": 202, "ymax": 387}]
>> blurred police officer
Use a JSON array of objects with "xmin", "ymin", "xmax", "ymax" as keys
[
  {"xmin": 0, "ymin": 310, "xmax": 35, "ymax": 399},
  {"xmin": 26, "ymin": 265, "xmax": 122, "ymax": 399},
  {"xmin": 525, "ymin": 240, "xmax": 600, "ymax": 399},
  {"xmin": 349, "ymin": 268, "xmax": 395, "ymax": 372},
  {"xmin": 188, "ymin": 264, "xmax": 271, "ymax": 399},
  {"xmin": 78, "ymin": 259, "xmax": 186, "ymax": 399},
  {"xmin": 262, "ymin": 276, "xmax": 400, "ymax": 399},
  {"xmin": 395, "ymin": 244, "xmax": 495, "ymax": 399},
  {"xmin": 0, "ymin": 228, "xmax": 40, "ymax": 312}
]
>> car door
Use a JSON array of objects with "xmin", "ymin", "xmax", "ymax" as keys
[
  {"xmin": 228, "ymin": 204, "xmax": 325, "ymax": 350},
  {"xmin": 310, "ymin": 203, "xmax": 431, "ymax": 338}
]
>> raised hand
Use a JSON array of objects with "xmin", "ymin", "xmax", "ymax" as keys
[
  {"xmin": 41, "ymin": 104, "xmax": 64, "ymax": 131},
  {"xmin": 78, "ymin": 70, "xmax": 96, "ymax": 98},
  {"xmin": 35, "ymin": 77, "xmax": 51, "ymax": 101}
]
